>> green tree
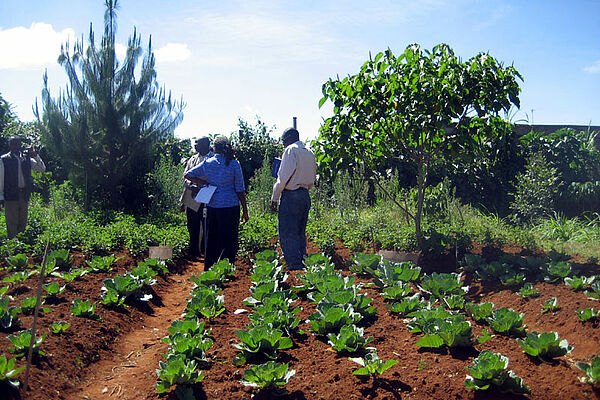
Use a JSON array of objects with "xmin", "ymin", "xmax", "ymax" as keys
[
  {"xmin": 36, "ymin": 0, "xmax": 184, "ymax": 210},
  {"xmin": 0, "ymin": 92, "xmax": 15, "ymax": 135},
  {"xmin": 230, "ymin": 117, "xmax": 282, "ymax": 188},
  {"xmin": 315, "ymin": 43, "xmax": 522, "ymax": 250}
]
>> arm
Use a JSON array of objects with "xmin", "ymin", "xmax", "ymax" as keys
[
  {"xmin": 184, "ymin": 161, "xmax": 208, "ymax": 187},
  {"xmin": 237, "ymin": 192, "xmax": 249, "ymax": 224},
  {"xmin": 0, "ymin": 159, "xmax": 4, "ymax": 205},
  {"xmin": 270, "ymin": 147, "xmax": 296, "ymax": 211},
  {"xmin": 30, "ymin": 154, "xmax": 46, "ymax": 173}
]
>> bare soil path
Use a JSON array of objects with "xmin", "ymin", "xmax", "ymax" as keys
[{"xmin": 65, "ymin": 260, "xmax": 205, "ymax": 400}]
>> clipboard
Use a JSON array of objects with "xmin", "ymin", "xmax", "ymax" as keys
[
  {"xmin": 194, "ymin": 185, "xmax": 217, "ymax": 204},
  {"xmin": 271, "ymin": 158, "xmax": 281, "ymax": 178}
]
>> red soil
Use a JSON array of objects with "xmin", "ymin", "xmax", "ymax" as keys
[{"xmin": 1, "ymin": 243, "xmax": 599, "ymax": 400}]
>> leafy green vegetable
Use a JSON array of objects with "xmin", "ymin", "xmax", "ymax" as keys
[
  {"xmin": 477, "ymin": 329, "xmax": 493, "ymax": 344},
  {"xmin": 255, "ymin": 249, "xmax": 279, "ymax": 263},
  {"xmin": 564, "ymin": 275, "xmax": 595, "ymax": 291},
  {"xmin": 243, "ymin": 281, "xmax": 278, "ymax": 306},
  {"xmin": 191, "ymin": 269, "xmax": 226, "ymax": 287},
  {"xmin": 249, "ymin": 261, "xmax": 286, "ymax": 284},
  {"xmin": 350, "ymin": 253, "xmax": 382, "ymax": 275},
  {"xmin": 167, "ymin": 317, "xmax": 210, "ymax": 337},
  {"xmin": 327, "ymin": 324, "xmax": 372, "ymax": 353},
  {"xmin": 576, "ymin": 356, "xmax": 600, "ymax": 385},
  {"xmin": 139, "ymin": 258, "xmax": 169, "ymax": 275},
  {"xmin": 307, "ymin": 275, "xmax": 356, "ymax": 303},
  {"xmin": 71, "ymin": 299, "xmax": 101, "ymax": 321},
  {"xmin": 517, "ymin": 331, "xmax": 573, "ymax": 361},
  {"xmin": 8, "ymin": 329, "xmax": 46, "ymax": 357},
  {"xmin": 156, "ymin": 354, "xmax": 205, "ymax": 394},
  {"xmin": 349, "ymin": 350, "xmax": 398, "ymax": 378},
  {"xmin": 163, "ymin": 332, "xmax": 214, "ymax": 361},
  {"xmin": 307, "ymin": 303, "xmax": 362, "ymax": 335},
  {"xmin": 241, "ymin": 361, "xmax": 295, "ymax": 389},
  {"xmin": 465, "ymin": 302, "xmax": 494, "ymax": 322},
  {"xmin": 317, "ymin": 288, "xmax": 377, "ymax": 318},
  {"xmin": 303, "ymin": 253, "xmax": 332, "ymax": 268},
  {"xmin": 486, "ymin": 308, "xmax": 526, "ymax": 337},
  {"xmin": 0, "ymin": 354, "xmax": 25, "ymax": 388},
  {"xmin": 233, "ymin": 325, "xmax": 293, "ymax": 365},
  {"xmin": 370, "ymin": 261, "xmax": 421, "ymax": 288},
  {"xmin": 44, "ymin": 282, "xmax": 66, "ymax": 297},
  {"xmin": 541, "ymin": 297, "xmax": 560, "ymax": 314},
  {"xmin": 3, "ymin": 270, "xmax": 35, "ymax": 284},
  {"xmin": 52, "ymin": 267, "xmax": 88, "ymax": 282},
  {"xmin": 47, "ymin": 249, "xmax": 73, "ymax": 270},
  {"xmin": 86, "ymin": 254, "xmax": 119, "ymax": 273},
  {"xmin": 419, "ymin": 272, "xmax": 467, "ymax": 300},
  {"xmin": 407, "ymin": 307, "xmax": 452, "ymax": 333},
  {"xmin": 461, "ymin": 254, "xmax": 486, "ymax": 273},
  {"xmin": 5, "ymin": 254, "xmax": 28, "ymax": 271},
  {"xmin": 585, "ymin": 281, "xmax": 600, "ymax": 301},
  {"xmin": 386, "ymin": 293, "xmax": 425, "ymax": 315},
  {"xmin": 20, "ymin": 296, "xmax": 49, "ymax": 315},
  {"xmin": 0, "ymin": 297, "xmax": 21, "ymax": 331},
  {"xmin": 249, "ymin": 308, "xmax": 301, "ymax": 335},
  {"xmin": 128, "ymin": 264, "xmax": 158, "ymax": 287},
  {"xmin": 499, "ymin": 271, "xmax": 526, "ymax": 287},
  {"xmin": 415, "ymin": 314, "xmax": 473, "ymax": 348},
  {"xmin": 517, "ymin": 282, "xmax": 540, "ymax": 298},
  {"xmin": 101, "ymin": 274, "xmax": 147, "ymax": 307},
  {"xmin": 465, "ymin": 350, "xmax": 530, "ymax": 394},
  {"xmin": 381, "ymin": 282, "xmax": 412, "ymax": 301},
  {"xmin": 577, "ymin": 308, "xmax": 600, "ymax": 323},
  {"xmin": 183, "ymin": 286, "xmax": 225, "ymax": 319},
  {"xmin": 543, "ymin": 261, "xmax": 572, "ymax": 283},
  {"xmin": 49, "ymin": 321, "xmax": 71, "ymax": 334}
]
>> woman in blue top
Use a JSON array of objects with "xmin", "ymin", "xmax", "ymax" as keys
[{"xmin": 185, "ymin": 137, "xmax": 249, "ymax": 269}]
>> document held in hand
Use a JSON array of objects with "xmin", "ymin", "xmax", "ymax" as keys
[{"xmin": 194, "ymin": 185, "xmax": 217, "ymax": 204}]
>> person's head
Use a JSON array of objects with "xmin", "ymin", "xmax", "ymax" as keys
[
  {"xmin": 195, "ymin": 137, "xmax": 211, "ymax": 156},
  {"xmin": 213, "ymin": 136, "xmax": 235, "ymax": 165},
  {"xmin": 281, "ymin": 128, "xmax": 299, "ymax": 147},
  {"xmin": 8, "ymin": 137, "xmax": 22, "ymax": 154}
]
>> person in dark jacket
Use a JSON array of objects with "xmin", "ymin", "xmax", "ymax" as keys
[{"xmin": 0, "ymin": 137, "xmax": 46, "ymax": 238}]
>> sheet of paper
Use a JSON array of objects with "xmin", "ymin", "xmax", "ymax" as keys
[{"xmin": 194, "ymin": 185, "xmax": 217, "ymax": 204}]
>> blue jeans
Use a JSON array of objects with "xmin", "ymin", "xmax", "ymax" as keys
[{"xmin": 278, "ymin": 188, "xmax": 310, "ymax": 269}]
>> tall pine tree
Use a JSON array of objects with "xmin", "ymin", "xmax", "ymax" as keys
[{"xmin": 36, "ymin": 0, "xmax": 184, "ymax": 210}]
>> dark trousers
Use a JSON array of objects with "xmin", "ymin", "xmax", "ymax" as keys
[
  {"xmin": 278, "ymin": 188, "xmax": 310, "ymax": 269},
  {"xmin": 205, "ymin": 206, "xmax": 240, "ymax": 269},
  {"xmin": 186, "ymin": 206, "xmax": 203, "ymax": 257}
]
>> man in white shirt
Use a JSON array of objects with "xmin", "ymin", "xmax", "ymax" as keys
[
  {"xmin": 270, "ymin": 128, "xmax": 316, "ymax": 270},
  {"xmin": 180, "ymin": 137, "xmax": 212, "ymax": 260},
  {"xmin": 0, "ymin": 137, "xmax": 46, "ymax": 238}
]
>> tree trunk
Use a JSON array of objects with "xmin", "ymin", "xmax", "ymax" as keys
[{"xmin": 415, "ymin": 159, "xmax": 425, "ymax": 252}]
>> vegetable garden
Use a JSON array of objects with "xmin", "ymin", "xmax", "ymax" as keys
[
  {"xmin": 1, "ymin": 227, "xmax": 599, "ymax": 399},
  {"xmin": 1, "ymin": 2, "xmax": 600, "ymax": 399}
]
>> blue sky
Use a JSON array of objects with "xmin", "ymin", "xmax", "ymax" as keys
[{"xmin": 1, "ymin": 0, "xmax": 599, "ymax": 141}]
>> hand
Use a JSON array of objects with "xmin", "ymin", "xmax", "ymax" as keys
[
  {"xmin": 0, "ymin": 200, "xmax": 4, "ymax": 208},
  {"xmin": 241, "ymin": 210, "xmax": 249, "ymax": 225},
  {"xmin": 179, "ymin": 203, "xmax": 186, "ymax": 212},
  {"xmin": 270, "ymin": 201, "xmax": 278, "ymax": 212}
]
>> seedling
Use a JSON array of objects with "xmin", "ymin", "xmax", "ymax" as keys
[
  {"xmin": 0, "ymin": 354, "xmax": 25, "ymax": 388},
  {"xmin": 576, "ymin": 356, "xmax": 600, "ymax": 385},
  {"xmin": 517, "ymin": 283, "xmax": 539, "ymax": 299},
  {"xmin": 71, "ymin": 299, "xmax": 101, "ymax": 321},
  {"xmin": 349, "ymin": 350, "xmax": 398, "ymax": 378},
  {"xmin": 577, "ymin": 308, "xmax": 600, "ymax": 323},
  {"xmin": 49, "ymin": 321, "xmax": 71, "ymax": 334},
  {"xmin": 541, "ymin": 297, "xmax": 560, "ymax": 314}
]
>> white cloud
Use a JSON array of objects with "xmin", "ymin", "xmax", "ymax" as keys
[
  {"xmin": 154, "ymin": 43, "xmax": 191, "ymax": 63},
  {"xmin": 584, "ymin": 60, "xmax": 600, "ymax": 74},
  {"xmin": 0, "ymin": 22, "xmax": 75, "ymax": 70}
]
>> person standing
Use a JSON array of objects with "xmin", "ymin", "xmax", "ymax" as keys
[
  {"xmin": 0, "ymin": 137, "xmax": 46, "ymax": 239},
  {"xmin": 185, "ymin": 137, "xmax": 249, "ymax": 269},
  {"xmin": 181, "ymin": 137, "xmax": 212, "ymax": 260},
  {"xmin": 270, "ymin": 128, "xmax": 316, "ymax": 270}
]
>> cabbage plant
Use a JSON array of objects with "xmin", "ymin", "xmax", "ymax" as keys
[
  {"xmin": 577, "ymin": 356, "xmax": 600, "ymax": 385},
  {"xmin": 327, "ymin": 324, "xmax": 372, "ymax": 353},
  {"xmin": 0, "ymin": 354, "xmax": 25, "ymax": 388},
  {"xmin": 465, "ymin": 350, "xmax": 530, "ymax": 394},
  {"xmin": 517, "ymin": 331, "xmax": 573, "ymax": 361},
  {"xmin": 233, "ymin": 325, "xmax": 293, "ymax": 365},
  {"xmin": 241, "ymin": 361, "xmax": 295, "ymax": 389},
  {"xmin": 486, "ymin": 308, "xmax": 526, "ymax": 337}
]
